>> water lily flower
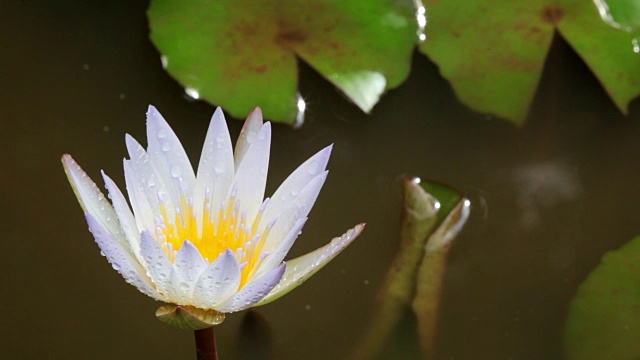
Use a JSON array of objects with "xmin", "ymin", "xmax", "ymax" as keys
[{"xmin": 62, "ymin": 106, "xmax": 365, "ymax": 324}]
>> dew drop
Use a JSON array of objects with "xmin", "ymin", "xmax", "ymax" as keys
[
  {"xmin": 161, "ymin": 141, "xmax": 171, "ymax": 152},
  {"xmin": 158, "ymin": 129, "xmax": 167, "ymax": 139},
  {"xmin": 214, "ymin": 161, "xmax": 225, "ymax": 174},
  {"xmin": 308, "ymin": 161, "xmax": 318, "ymax": 174},
  {"xmin": 170, "ymin": 165, "xmax": 182, "ymax": 177}
]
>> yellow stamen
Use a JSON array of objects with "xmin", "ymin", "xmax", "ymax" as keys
[{"xmin": 155, "ymin": 188, "xmax": 272, "ymax": 289}]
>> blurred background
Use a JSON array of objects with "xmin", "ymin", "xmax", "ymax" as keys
[{"xmin": 2, "ymin": 1, "xmax": 640, "ymax": 359}]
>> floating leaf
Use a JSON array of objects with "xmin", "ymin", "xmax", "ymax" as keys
[
  {"xmin": 352, "ymin": 178, "xmax": 469, "ymax": 359},
  {"xmin": 420, "ymin": 0, "xmax": 640, "ymax": 125},
  {"xmin": 564, "ymin": 235, "xmax": 640, "ymax": 360},
  {"xmin": 148, "ymin": 0, "xmax": 417, "ymax": 123}
]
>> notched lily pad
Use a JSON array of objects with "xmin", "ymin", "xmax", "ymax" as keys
[
  {"xmin": 420, "ymin": 0, "xmax": 640, "ymax": 125},
  {"xmin": 564, "ymin": 235, "xmax": 640, "ymax": 360},
  {"xmin": 148, "ymin": 0, "xmax": 417, "ymax": 123}
]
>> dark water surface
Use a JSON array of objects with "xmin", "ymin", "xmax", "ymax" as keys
[{"xmin": 2, "ymin": 1, "xmax": 640, "ymax": 359}]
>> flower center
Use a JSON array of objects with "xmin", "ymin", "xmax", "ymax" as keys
[{"xmin": 154, "ymin": 185, "xmax": 273, "ymax": 287}]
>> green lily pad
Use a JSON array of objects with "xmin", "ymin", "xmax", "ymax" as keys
[
  {"xmin": 148, "ymin": 0, "xmax": 417, "ymax": 124},
  {"xmin": 564, "ymin": 235, "xmax": 640, "ymax": 360},
  {"xmin": 420, "ymin": 0, "xmax": 640, "ymax": 125},
  {"xmin": 352, "ymin": 178, "xmax": 470, "ymax": 359}
]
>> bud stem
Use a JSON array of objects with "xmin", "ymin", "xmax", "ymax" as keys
[{"xmin": 194, "ymin": 327, "xmax": 218, "ymax": 360}]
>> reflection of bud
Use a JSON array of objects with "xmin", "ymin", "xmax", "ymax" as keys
[{"xmin": 239, "ymin": 311, "xmax": 272, "ymax": 360}]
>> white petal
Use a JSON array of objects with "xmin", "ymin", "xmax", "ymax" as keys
[
  {"xmin": 261, "ymin": 145, "xmax": 332, "ymax": 224},
  {"xmin": 146, "ymin": 105, "xmax": 196, "ymax": 207},
  {"xmin": 102, "ymin": 172, "xmax": 142, "ymax": 263},
  {"xmin": 62, "ymin": 155, "xmax": 125, "ymax": 245},
  {"xmin": 234, "ymin": 107, "xmax": 264, "ymax": 169},
  {"xmin": 231, "ymin": 122, "xmax": 271, "ymax": 222},
  {"xmin": 124, "ymin": 134, "xmax": 173, "ymax": 220},
  {"xmin": 256, "ymin": 223, "xmax": 365, "ymax": 306},
  {"xmin": 123, "ymin": 159, "xmax": 156, "ymax": 233},
  {"xmin": 85, "ymin": 213, "xmax": 164, "ymax": 301},
  {"xmin": 139, "ymin": 231, "xmax": 176, "ymax": 299},
  {"xmin": 192, "ymin": 249, "xmax": 242, "ymax": 309},
  {"xmin": 169, "ymin": 240, "xmax": 208, "ymax": 304},
  {"xmin": 194, "ymin": 107, "xmax": 235, "ymax": 227},
  {"xmin": 261, "ymin": 171, "xmax": 328, "ymax": 251},
  {"xmin": 253, "ymin": 217, "xmax": 307, "ymax": 280},
  {"xmin": 216, "ymin": 263, "xmax": 286, "ymax": 313}
]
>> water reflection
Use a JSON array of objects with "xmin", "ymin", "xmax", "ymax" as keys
[
  {"xmin": 295, "ymin": 92, "xmax": 306, "ymax": 128},
  {"xmin": 414, "ymin": 0, "xmax": 427, "ymax": 42},
  {"xmin": 185, "ymin": 87, "xmax": 201, "ymax": 100},
  {"xmin": 511, "ymin": 160, "xmax": 582, "ymax": 228}
]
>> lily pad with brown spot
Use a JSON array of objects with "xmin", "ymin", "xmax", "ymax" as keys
[
  {"xmin": 420, "ymin": 0, "xmax": 640, "ymax": 125},
  {"xmin": 148, "ymin": 0, "xmax": 417, "ymax": 124}
]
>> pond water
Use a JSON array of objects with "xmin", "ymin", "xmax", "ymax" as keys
[{"xmin": 3, "ymin": 1, "xmax": 640, "ymax": 359}]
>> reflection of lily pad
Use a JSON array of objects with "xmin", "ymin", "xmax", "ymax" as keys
[
  {"xmin": 564, "ymin": 235, "xmax": 640, "ymax": 360},
  {"xmin": 148, "ymin": 0, "xmax": 417, "ymax": 123},
  {"xmin": 420, "ymin": 0, "xmax": 640, "ymax": 125}
]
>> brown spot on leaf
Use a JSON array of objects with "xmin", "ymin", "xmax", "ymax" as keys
[
  {"xmin": 541, "ymin": 5, "xmax": 563, "ymax": 25},
  {"xmin": 276, "ymin": 28, "xmax": 309, "ymax": 48}
]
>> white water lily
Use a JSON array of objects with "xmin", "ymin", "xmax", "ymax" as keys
[{"xmin": 62, "ymin": 106, "xmax": 365, "ymax": 315}]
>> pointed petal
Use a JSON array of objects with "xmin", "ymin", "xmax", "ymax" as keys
[
  {"xmin": 140, "ymin": 231, "xmax": 176, "ymax": 299},
  {"xmin": 216, "ymin": 263, "xmax": 286, "ymax": 313},
  {"xmin": 261, "ymin": 171, "xmax": 328, "ymax": 251},
  {"xmin": 261, "ymin": 145, "xmax": 332, "ymax": 224},
  {"xmin": 169, "ymin": 240, "xmax": 208, "ymax": 304},
  {"xmin": 234, "ymin": 107, "xmax": 264, "ymax": 169},
  {"xmin": 192, "ymin": 249, "xmax": 242, "ymax": 309},
  {"xmin": 124, "ymin": 134, "xmax": 173, "ymax": 219},
  {"xmin": 62, "ymin": 155, "xmax": 125, "ymax": 244},
  {"xmin": 146, "ymin": 105, "xmax": 196, "ymax": 206},
  {"xmin": 194, "ymin": 107, "xmax": 235, "ymax": 227},
  {"xmin": 123, "ymin": 159, "xmax": 156, "ymax": 233},
  {"xmin": 253, "ymin": 217, "xmax": 307, "ymax": 280},
  {"xmin": 102, "ymin": 172, "xmax": 142, "ymax": 263},
  {"xmin": 256, "ymin": 223, "xmax": 365, "ymax": 306},
  {"xmin": 85, "ymin": 213, "xmax": 164, "ymax": 301},
  {"xmin": 231, "ymin": 122, "xmax": 271, "ymax": 222}
]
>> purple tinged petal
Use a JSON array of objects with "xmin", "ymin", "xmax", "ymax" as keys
[
  {"xmin": 194, "ymin": 107, "xmax": 235, "ymax": 227},
  {"xmin": 169, "ymin": 240, "xmax": 208, "ymax": 304},
  {"xmin": 139, "ymin": 231, "xmax": 176, "ymax": 299},
  {"xmin": 123, "ymin": 159, "xmax": 156, "ymax": 233},
  {"xmin": 124, "ymin": 134, "xmax": 173, "ymax": 220},
  {"xmin": 192, "ymin": 249, "xmax": 242, "ymax": 309},
  {"xmin": 85, "ymin": 213, "xmax": 164, "ymax": 301},
  {"xmin": 260, "ymin": 145, "xmax": 332, "ymax": 226},
  {"xmin": 255, "ymin": 223, "xmax": 366, "ymax": 306},
  {"xmin": 252, "ymin": 217, "xmax": 307, "ymax": 280},
  {"xmin": 234, "ymin": 107, "xmax": 264, "ymax": 169},
  {"xmin": 102, "ymin": 172, "xmax": 141, "ymax": 262},
  {"xmin": 261, "ymin": 171, "xmax": 328, "ymax": 252},
  {"xmin": 216, "ymin": 263, "xmax": 286, "ymax": 313},
  {"xmin": 61, "ymin": 155, "xmax": 125, "ymax": 245},
  {"xmin": 230, "ymin": 122, "xmax": 271, "ymax": 223},
  {"xmin": 145, "ymin": 105, "xmax": 196, "ymax": 206}
]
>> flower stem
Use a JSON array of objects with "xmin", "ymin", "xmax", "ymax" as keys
[{"xmin": 194, "ymin": 327, "xmax": 218, "ymax": 360}]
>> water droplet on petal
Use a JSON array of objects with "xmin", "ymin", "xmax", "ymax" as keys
[
  {"xmin": 161, "ymin": 141, "xmax": 171, "ymax": 152},
  {"xmin": 170, "ymin": 165, "xmax": 182, "ymax": 177},
  {"xmin": 214, "ymin": 161, "xmax": 225, "ymax": 174},
  {"xmin": 158, "ymin": 129, "xmax": 167, "ymax": 139}
]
